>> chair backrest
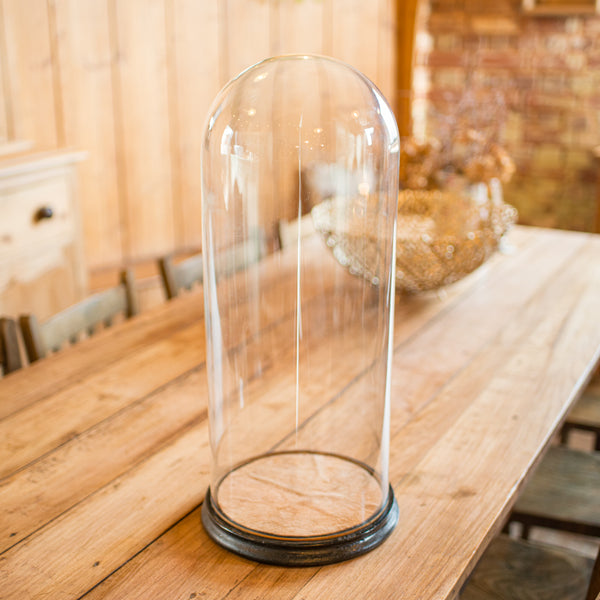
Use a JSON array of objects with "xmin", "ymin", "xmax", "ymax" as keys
[
  {"xmin": 0, "ymin": 317, "xmax": 23, "ymax": 375},
  {"xmin": 158, "ymin": 253, "xmax": 204, "ymax": 300},
  {"xmin": 588, "ymin": 545, "xmax": 600, "ymax": 600},
  {"xmin": 278, "ymin": 213, "xmax": 316, "ymax": 250},
  {"xmin": 159, "ymin": 229, "xmax": 266, "ymax": 300},
  {"xmin": 19, "ymin": 269, "xmax": 139, "ymax": 363}
]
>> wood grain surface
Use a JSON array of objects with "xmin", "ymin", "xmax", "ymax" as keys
[{"xmin": 1, "ymin": 225, "xmax": 600, "ymax": 600}]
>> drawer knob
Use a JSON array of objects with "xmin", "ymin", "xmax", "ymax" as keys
[{"xmin": 34, "ymin": 206, "xmax": 54, "ymax": 222}]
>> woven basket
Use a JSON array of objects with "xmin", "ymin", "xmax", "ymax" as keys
[{"xmin": 311, "ymin": 182, "xmax": 517, "ymax": 293}]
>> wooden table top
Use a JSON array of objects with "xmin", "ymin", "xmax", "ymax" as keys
[{"xmin": 2, "ymin": 225, "xmax": 600, "ymax": 600}]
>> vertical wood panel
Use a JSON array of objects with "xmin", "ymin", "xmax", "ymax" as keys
[
  {"xmin": 167, "ymin": 0, "xmax": 220, "ymax": 251},
  {"xmin": 218, "ymin": 0, "xmax": 275, "ymax": 246},
  {"xmin": 331, "ymin": 0, "xmax": 380, "ymax": 85},
  {"xmin": 322, "ymin": 0, "xmax": 333, "ymax": 56},
  {"xmin": 222, "ymin": 0, "xmax": 271, "ymax": 83},
  {"xmin": 395, "ymin": 0, "xmax": 419, "ymax": 137},
  {"xmin": 53, "ymin": 0, "xmax": 123, "ymax": 269},
  {"xmin": 0, "ymin": 1, "xmax": 11, "ymax": 142},
  {"xmin": 272, "ymin": 0, "xmax": 324, "ymax": 56},
  {"xmin": 377, "ymin": 0, "xmax": 397, "ymax": 110},
  {"xmin": 47, "ymin": 0, "xmax": 65, "ymax": 146},
  {"xmin": 111, "ymin": 0, "xmax": 174, "ymax": 261},
  {"xmin": 269, "ymin": 0, "xmax": 326, "ymax": 233},
  {"xmin": 2, "ymin": 0, "xmax": 58, "ymax": 147}
]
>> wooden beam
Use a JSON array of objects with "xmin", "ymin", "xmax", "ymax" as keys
[
  {"xmin": 395, "ymin": 0, "xmax": 419, "ymax": 137},
  {"xmin": 594, "ymin": 146, "xmax": 600, "ymax": 233}
]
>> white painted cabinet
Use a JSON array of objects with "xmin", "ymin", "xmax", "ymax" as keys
[{"xmin": 0, "ymin": 149, "xmax": 87, "ymax": 320}]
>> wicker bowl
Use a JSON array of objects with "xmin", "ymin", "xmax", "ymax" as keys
[{"xmin": 311, "ymin": 181, "xmax": 517, "ymax": 293}]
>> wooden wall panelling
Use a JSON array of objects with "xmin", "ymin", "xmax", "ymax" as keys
[
  {"xmin": 167, "ymin": 0, "xmax": 220, "ymax": 252},
  {"xmin": 377, "ymin": 0, "xmax": 397, "ymax": 112},
  {"xmin": 1, "ymin": 0, "xmax": 59, "ymax": 147},
  {"xmin": 272, "ymin": 0, "xmax": 324, "ymax": 56},
  {"xmin": 268, "ymin": 0, "xmax": 326, "ymax": 235},
  {"xmin": 220, "ymin": 0, "xmax": 272, "ymax": 84},
  {"xmin": 53, "ymin": 0, "xmax": 123, "ymax": 270},
  {"xmin": 328, "ymin": 0, "xmax": 400, "ymax": 142},
  {"xmin": 216, "ymin": 0, "xmax": 274, "ymax": 246},
  {"xmin": 0, "ymin": 1, "xmax": 10, "ymax": 143},
  {"xmin": 270, "ymin": 54, "xmax": 304, "ymax": 237},
  {"xmin": 110, "ymin": 0, "xmax": 175, "ymax": 262},
  {"xmin": 322, "ymin": 0, "xmax": 333, "ymax": 56},
  {"xmin": 395, "ymin": 0, "xmax": 419, "ymax": 137},
  {"xmin": 330, "ymin": 0, "xmax": 381, "ymax": 90}
]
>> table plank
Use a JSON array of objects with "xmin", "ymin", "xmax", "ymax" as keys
[
  {"xmin": 0, "ymin": 300, "xmax": 203, "ymax": 418},
  {"xmin": 0, "ymin": 293, "xmax": 386, "ymax": 553},
  {"xmin": 77, "ymin": 229, "xmax": 600, "ymax": 599},
  {"xmin": 0, "ymin": 240, "xmax": 355, "ymax": 479},
  {"xmin": 2, "ymin": 226, "xmax": 600, "ymax": 600},
  {"xmin": 0, "ymin": 256, "xmax": 463, "ymax": 597},
  {"xmin": 388, "ymin": 226, "xmax": 587, "ymax": 424},
  {"xmin": 0, "ymin": 424, "xmax": 208, "ymax": 599},
  {"xmin": 0, "ymin": 233, "xmax": 332, "ymax": 418},
  {"xmin": 0, "ymin": 325, "xmax": 204, "ymax": 478},
  {"xmin": 295, "ymin": 236, "xmax": 600, "ymax": 600},
  {"xmin": 0, "ymin": 367, "xmax": 205, "ymax": 553},
  {"xmin": 92, "ymin": 230, "xmax": 600, "ymax": 597}
]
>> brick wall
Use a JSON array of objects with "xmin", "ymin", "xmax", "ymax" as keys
[{"xmin": 414, "ymin": 0, "xmax": 600, "ymax": 231}]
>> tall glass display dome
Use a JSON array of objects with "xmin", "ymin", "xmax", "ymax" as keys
[{"xmin": 201, "ymin": 55, "xmax": 400, "ymax": 566}]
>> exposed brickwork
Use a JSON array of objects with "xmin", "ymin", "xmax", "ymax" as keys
[{"xmin": 414, "ymin": 0, "xmax": 600, "ymax": 231}]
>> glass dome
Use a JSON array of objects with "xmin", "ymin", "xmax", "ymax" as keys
[{"xmin": 201, "ymin": 55, "xmax": 400, "ymax": 566}]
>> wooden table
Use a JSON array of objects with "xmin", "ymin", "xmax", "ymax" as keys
[{"xmin": 2, "ymin": 225, "xmax": 600, "ymax": 599}]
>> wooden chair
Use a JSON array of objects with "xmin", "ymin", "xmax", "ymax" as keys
[
  {"xmin": 464, "ymin": 442, "xmax": 600, "ymax": 598},
  {"xmin": 561, "ymin": 374, "xmax": 600, "ymax": 451},
  {"xmin": 158, "ymin": 230, "xmax": 266, "ymax": 300},
  {"xmin": 508, "ymin": 446, "xmax": 600, "ymax": 539},
  {"xmin": 0, "ymin": 317, "xmax": 23, "ymax": 375},
  {"xmin": 506, "ymin": 370, "xmax": 600, "ymax": 540},
  {"xmin": 461, "ymin": 534, "xmax": 600, "ymax": 600},
  {"xmin": 19, "ymin": 269, "xmax": 138, "ymax": 363},
  {"xmin": 278, "ymin": 213, "xmax": 316, "ymax": 250},
  {"xmin": 158, "ymin": 253, "xmax": 204, "ymax": 300}
]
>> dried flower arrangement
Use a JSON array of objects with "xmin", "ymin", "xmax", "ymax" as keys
[
  {"xmin": 400, "ymin": 89, "xmax": 516, "ymax": 191},
  {"xmin": 388, "ymin": 89, "xmax": 518, "ymax": 291},
  {"xmin": 399, "ymin": 134, "xmax": 515, "ymax": 191}
]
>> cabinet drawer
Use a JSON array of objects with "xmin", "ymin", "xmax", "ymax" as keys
[{"xmin": 0, "ymin": 174, "xmax": 75, "ymax": 260}]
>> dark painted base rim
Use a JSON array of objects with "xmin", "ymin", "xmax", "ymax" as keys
[{"xmin": 201, "ymin": 485, "xmax": 399, "ymax": 567}]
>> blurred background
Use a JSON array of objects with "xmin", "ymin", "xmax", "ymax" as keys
[{"xmin": 0, "ymin": 0, "xmax": 598, "ymax": 317}]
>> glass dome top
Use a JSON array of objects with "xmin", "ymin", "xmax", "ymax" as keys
[
  {"xmin": 203, "ymin": 55, "xmax": 399, "ymax": 227},
  {"xmin": 206, "ymin": 54, "xmax": 399, "ymax": 150},
  {"xmin": 200, "ymin": 54, "xmax": 400, "ymax": 566}
]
